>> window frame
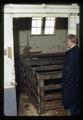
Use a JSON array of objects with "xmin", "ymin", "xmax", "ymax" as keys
[
  {"xmin": 31, "ymin": 17, "xmax": 43, "ymax": 35},
  {"xmin": 30, "ymin": 17, "xmax": 56, "ymax": 36},
  {"xmin": 44, "ymin": 17, "xmax": 56, "ymax": 35}
]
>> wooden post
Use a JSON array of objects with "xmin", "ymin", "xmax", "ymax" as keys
[{"xmin": 39, "ymin": 76, "xmax": 44, "ymax": 114}]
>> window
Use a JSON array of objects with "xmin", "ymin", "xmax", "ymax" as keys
[
  {"xmin": 31, "ymin": 17, "xmax": 42, "ymax": 35},
  {"xmin": 56, "ymin": 18, "xmax": 68, "ymax": 29},
  {"xmin": 31, "ymin": 17, "xmax": 56, "ymax": 35},
  {"xmin": 44, "ymin": 17, "xmax": 55, "ymax": 34}
]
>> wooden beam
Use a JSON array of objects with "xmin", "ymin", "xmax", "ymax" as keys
[
  {"xmin": 44, "ymin": 84, "xmax": 62, "ymax": 91},
  {"xmin": 44, "ymin": 93, "xmax": 62, "ymax": 100}
]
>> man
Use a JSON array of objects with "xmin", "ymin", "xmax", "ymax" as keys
[{"xmin": 62, "ymin": 34, "xmax": 80, "ymax": 116}]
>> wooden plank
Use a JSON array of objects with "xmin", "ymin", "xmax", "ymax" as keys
[
  {"xmin": 44, "ymin": 100, "xmax": 64, "ymax": 110},
  {"xmin": 38, "ymin": 70, "xmax": 62, "ymax": 75},
  {"xmin": 25, "ymin": 53, "xmax": 64, "ymax": 61},
  {"xmin": 34, "ymin": 72, "xmax": 62, "ymax": 80},
  {"xmin": 25, "ymin": 59, "xmax": 64, "ymax": 67},
  {"xmin": 38, "ymin": 61, "xmax": 64, "ymax": 66},
  {"xmin": 31, "ymin": 65, "xmax": 64, "ymax": 72},
  {"xmin": 38, "ymin": 71, "xmax": 62, "ymax": 80},
  {"xmin": 26, "ymin": 52, "xmax": 65, "ymax": 58},
  {"xmin": 45, "ymin": 99, "xmax": 62, "ymax": 104},
  {"xmin": 28, "ymin": 51, "xmax": 42, "ymax": 54},
  {"xmin": 44, "ymin": 84, "xmax": 62, "ymax": 90},
  {"xmin": 44, "ymin": 93, "xmax": 62, "ymax": 100},
  {"xmin": 44, "ymin": 106, "xmax": 64, "ymax": 111},
  {"xmin": 39, "ymin": 78, "xmax": 44, "ymax": 113},
  {"xmin": 26, "ymin": 64, "xmax": 63, "ymax": 80},
  {"xmin": 45, "ymin": 100, "xmax": 62, "ymax": 107},
  {"xmin": 29, "ymin": 57, "xmax": 64, "ymax": 61},
  {"xmin": 27, "ymin": 69, "xmax": 62, "ymax": 80}
]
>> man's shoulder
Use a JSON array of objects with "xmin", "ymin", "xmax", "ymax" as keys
[
  {"xmin": 66, "ymin": 46, "xmax": 79, "ymax": 57},
  {"xmin": 74, "ymin": 45, "xmax": 79, "ymax": 49},
  {"xmin": 68, "ymin": 45, "xmax": 79, "ymax": 52},
  {"xmin": 73, "ymin": 46, "xmax": 80, "ymax": 53}
]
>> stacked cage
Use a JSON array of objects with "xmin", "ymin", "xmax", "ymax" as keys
[{"xmin": 22, "ymin": 52, "xmax": 65, "ymax": 114}]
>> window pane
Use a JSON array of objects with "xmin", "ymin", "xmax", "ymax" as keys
[
  {"xmin": 45, "ymin": 27, "xmax": 54, "ymax": 34},
  {"xmin": 44, "ymin": 28, "xmax": 50, "ymax": 34},
  {"xmin": 31, "ymin": 28, "xmax": 41, "ymax": 34},
  {"xmin": 36, "ymin": 28, "xmax": 41, "ymax": 34},
  {"xmin": 31, "ymin": 17, "xmax": 42, "ymax": 34},
  {"xmin": 31, "ymin": 28, "xmax": 37, "ymax": 34},
  {"xmin": 44, "ymin": 17, "xmax": 55, "ymax": 34},
  {"xmin": 32, "ymin": 20, "xmax": 42, "ymax": 27},
  {"xmin": 45, "ymin": 18, "xmax": 55, "ymax": 26},
  {"xmin": 50, "ymin": 20, "xmax": 55, "ymax": 26},
  {"xmin": 45, "ymin": 20, "xmax": 55, "ymax": 27},
  {"xmin": 49, "ymin": 28, "xmax": 54, "ymax": 34},
  {"xmin": 32, "ymin": 20, "xmax": 37, "ymax": 27},
  {"xmin": 45, "ymin": 20, "xmax": 51, "ymax": 27},
  {"xmin": 36, "ymin": 20, "xmax": 42, "ymax": 27}
]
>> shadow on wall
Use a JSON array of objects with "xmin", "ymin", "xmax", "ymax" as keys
[{"xmin": 4, "ymin": 88, "xmax": 17, "ymax": 116}]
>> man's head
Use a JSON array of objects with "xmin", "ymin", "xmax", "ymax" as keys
[{"xmin": 67, "ymin": 34, "xmax": 78, "ymax": 48}]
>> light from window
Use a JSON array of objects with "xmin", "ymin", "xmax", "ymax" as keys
[
  {"xmin": 44, "ymin": 17, "xmax": 55, "ymax": 34},
  {"xmin": 31, "ymin": 17, "xmax": 42, "ymax": 35}
]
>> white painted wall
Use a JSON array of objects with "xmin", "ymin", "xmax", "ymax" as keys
[
  {"xmin": 68, "ymin": 15, "xmax": 79, "ymax": 35},
  {"xmin": 19, "ymin": 31, "xmax": 28, "ymax": 54},
  {"xmin": 13, "ymin": 18, "xmax": 68, "ymax": 55},
  {"xmin": 29, "ymin": 30, "xmax": 67, "ymax": 53},
  {"xmin": 4, "ymin": 13, "xmax": 17, "ymax": 116},
  {"xmin": 16, "ymin": 30, "xmax": 67, "ymax": 54}
]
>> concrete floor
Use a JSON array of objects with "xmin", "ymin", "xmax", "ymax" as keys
[
  {"xmin": 4, "ymin": 88, "xmax": 17, "ymax": 116},
  {"xmin": 18, "ymin": 93, "xmax": 69, "ymax": 116}
]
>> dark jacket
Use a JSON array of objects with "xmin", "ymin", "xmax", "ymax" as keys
[{"xmin": 62, "ymin": 45, "xmax": 80, "ymax": 108}]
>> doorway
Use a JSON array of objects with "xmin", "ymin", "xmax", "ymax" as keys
[{"xmin": 13, "ymin": 17, "xmax": 68, "ymax": 115}]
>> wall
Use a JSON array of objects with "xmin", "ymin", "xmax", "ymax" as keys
[
  {"xmin": 29, "ymin": 30, "xmax": 67, "ymax": 53},
  {"xmin": 13, "ymin": 18, "xmax": 68, "ymax": 55}
]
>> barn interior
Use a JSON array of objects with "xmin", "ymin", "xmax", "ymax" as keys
[
  {"xmin": 13, "ymin": 17, "xmax": 69, "ymax": 116},
  {"xmin": 3, "ymin": 3, "xmax": 80, "ymax": 116}
]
